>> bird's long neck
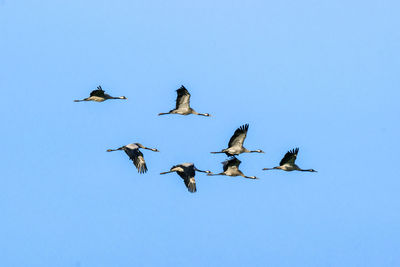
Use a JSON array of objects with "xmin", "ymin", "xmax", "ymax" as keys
[
  {"xmin": 190, "ymin": 110, "xmax": 210, "ymax": 116},
  {"xmin": 300, "ymin": 169, "xmax": 314, "ymax": 172},
  {"xmin": 158, "ymin": 112, "xmax": 170, "ymax": 116},
  {"xmin": 238, "ymin": 172, "xmax": 256, "ymax": 179},
  {"xmin": 243, "ymin": 175, "xmax": 257, "ymax": 179},
  {"xmin": 242, "ymin": 148, "xmax": 254, "ymax": 153},
  {"xmin": 134, "ymin": 143, "xmax": 159, "ymax": 152},
  {"xmin": 143, "ymin": 147, "xmax": 158, "ymax": 152}
]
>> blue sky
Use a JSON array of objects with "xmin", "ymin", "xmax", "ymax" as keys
[{"xmin": 1, "ymin": 0, "xmax": 399, "ymax": 266}]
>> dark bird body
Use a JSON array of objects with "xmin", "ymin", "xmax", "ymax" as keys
[
  {"xmin": 262, "ymin": 148, "xmax": 317, "ymax": 172},
  {"xmin": 158, "ymin": 86, "xmax": 211, "ymax": 116},
  {"xmin": 211, "ymin": 124, "xmax": 264, "ymax": 156},
  {"xmin": 208, "ymin": 157, "xmax": 258, "ymax": 179},
  {"xmin": 107, "ymin": 143, "xmax": 159, "ymax": 173},
  {"xmin": 160, "ymin": 163, "xmax": 211, "ymax": 193},
  {"xmin": 74, "ymin": 86, "xmax": 127, "ymax": 102}
]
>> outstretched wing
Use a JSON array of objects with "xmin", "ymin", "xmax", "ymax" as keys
[
  {"xmin": 228, "ymin": 124, "xmax": 249, "ymax": 148},
  {"xmin": 176, "ymin": 164, "xmax": 196, "ymax": 193},
  {"xmin": 175, "ymin": 85, "xmax": 191, "ymax": 110},
  {"xmin": 280, "ymin": 148, "xmax": 299, "ymax": 166},
  {"xmin": 125, "ymin": 147, "xmax": 148, "ymax": 173},
  {"xmin": 90, "ymin": 86, "xmax": 105, "ymax": 97},
  {"xmin": 183, "ymin": 176, "xmax": 196, "ymax": 193},
  {"xmin": 222, "ymin": 157, "xmax": 241, "ymax": 172}
]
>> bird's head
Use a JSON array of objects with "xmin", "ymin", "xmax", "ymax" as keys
[
  {"xmin": 309, "ymin": 169, "xmax": 317, "ymax": 172},
  {"xmin": 205, "ymin": 170, "xmax": 212, "ymax": 174},
  {"xmin": 256, "ymin": 149, "xmax": 265, "ymax": 153},
  {"xmin": 250, "ymin": 176, "xmax": 259, "ymax": 179},
  {"xmin": 204, "ymin": 113, "xmax": 211, "ymax": 117},
  {"xmin": 120, "ymin": 96, "xmax": 127, "ymax": 99},
  {"xmin": 152, "ymin": 148, "xmax": 160, "ymax": 152}
]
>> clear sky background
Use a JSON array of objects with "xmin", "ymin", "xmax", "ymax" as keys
[{"xmin": 1, "ymin": 0, "xmax": 399, "ymax": 266}]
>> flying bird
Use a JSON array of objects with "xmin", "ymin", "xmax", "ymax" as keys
[
  {"xmin": 262, "ymin": 148, "xmax": 317, "ymax": 172},
  {"xmin": 106, "ymin": 143, "xmax": 159, "ymax": 173},
  {"xmin": 208, "ymin": 157, "xmax": 258, "ymax": 179},
  {"xmin": 158, "ymin": 85, "xmax": 211, "ymax": 116},
  {"xmin": 211, "ymin": 124, "xmax": 264, "ymax": 156},
  {"xmin": 74, "ymin": 86, "xmax": 127, "ymax": 102},
  {"xmin": 160, "ymin": 163, "xmax": 211, "ymax": 193}
]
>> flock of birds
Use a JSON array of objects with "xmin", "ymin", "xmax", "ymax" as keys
[{"xmin": 75, "ymin": 85, "xmax": 317, "ymax": 193}]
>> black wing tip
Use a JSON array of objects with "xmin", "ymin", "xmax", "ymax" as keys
[
  {"xmin": 176, "ymin": 85, "xmax": 189, "ymax": 94},
  {"xmin": 290, "ymin": 147, "xmax": 299, "ymax": 155},
  {"xmin": 137, "ymin": 165, "xmax": 148, "ymax": 174},
  {"xmin": 188, "ymin": 184, "xmax": 197, "ymax": 193},
  {"xmin": 185, "ymin": 177, "xmax": 197, "ymax": 193},
  {"xmin": 238, "ymin": 123, "xmax": 249, "ymax": 132}
]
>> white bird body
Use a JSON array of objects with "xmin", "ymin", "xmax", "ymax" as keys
[
  {"xmin": 278, "ymin": 163, "xmax": 301, "ymax": 171},
  {"xmin": 209, "ymin": 157, "xmax": 258, "ymax": 179},
  {"xmin": 85, "ymin": 95, "xmax": 125, "ymax": 102}
]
